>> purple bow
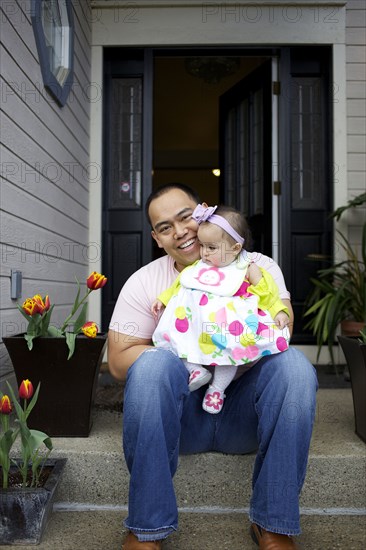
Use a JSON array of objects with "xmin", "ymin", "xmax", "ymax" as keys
[{"xmin": 192, "ymin": 204, "xmax": 217, "ymax": 224}]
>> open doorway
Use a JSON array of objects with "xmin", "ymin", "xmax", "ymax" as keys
[{"xmin": 153, "ymin": 55, "xmax": 270, "ymax": 204}]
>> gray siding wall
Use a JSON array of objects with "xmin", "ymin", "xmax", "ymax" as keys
[
  {"xmin": 346, "ymin": 0, "xmax": 366, "ymax": 243},
  {"xmin": 0, "ymin": 0, "xmax": 92, "ymax": 385}
]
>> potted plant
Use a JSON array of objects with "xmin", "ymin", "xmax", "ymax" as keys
[
  {"xmin": 304, "ymin": 194, "xmax": 365, "ymax": 443},
  {"xmin": 0, "ymin": 379, "xmax": 67, "ymax": 545},
  {"xmin": 338, "ymin": 329, "xmax": 366, "ymax": 443},
  {"xmin": 304, "ymin": 193, "xmax": 366, "ymax": 363},
  {"xmin": 3, "ymin": 272, "xmax": 108, "ymax": 437}
]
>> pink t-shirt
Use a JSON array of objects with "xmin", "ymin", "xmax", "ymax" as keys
[{"xmin": 109, "ymin": 252, "xmax": 291, "ymax": 340}]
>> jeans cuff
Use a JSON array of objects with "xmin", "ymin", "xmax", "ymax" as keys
[
  {"xmin": 249, "ymin": 513, "xmax": 301, "ymax": 536},
  {"xmin": 124, "ymin": 522, "xmax": 176, "ymax": 541}
]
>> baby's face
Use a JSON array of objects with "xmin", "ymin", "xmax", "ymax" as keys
[{"xmin": 197, "ymin": 223, "xmax": 239, "ymax": 267}]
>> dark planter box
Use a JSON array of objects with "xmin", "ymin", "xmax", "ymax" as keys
[
  {"xmin": 3, "ymin": 334, "xmax": 106, "ymax": 437},
  {"xmin": 338, "ymin": 335, "xmax": 366, "ymax": 443},
  {"xmin": 0, "ymin": 458, "xmax": 67, "ymax": 545}
]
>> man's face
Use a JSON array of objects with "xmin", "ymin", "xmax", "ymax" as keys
[{"xmin": 149, "ymin": 189, "xmax": 200, "ymax": 272}]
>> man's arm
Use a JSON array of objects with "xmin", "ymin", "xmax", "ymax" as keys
[
  {"xmin": 251, "ymin": 253, "xmax": 294, "ymax": 336},
  {"xmin": 108, "ymin": 330, "xmax": 152, "ymax": 381}
]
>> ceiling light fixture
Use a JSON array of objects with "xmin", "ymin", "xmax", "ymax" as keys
[{"xmin": 185, "ymin": 57, "xmax": 240, "ymax": 85}]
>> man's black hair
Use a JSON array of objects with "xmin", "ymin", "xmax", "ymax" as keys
[{"xmin": 145, "ymin": 183, "xmax": 201, "ymax": 226}]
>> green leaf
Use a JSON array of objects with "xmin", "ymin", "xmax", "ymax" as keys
[
  {"xmin": 330, "ymin": 192, "xmax": 366, "ymax": 221},
  {"xmin": 40, "ymin": 305, "xmax": 55, "ymax": 336},
  {"xmin": 24, "ymin": 383, "xmax": 41, "ymax": 418},
  {"xmin": 71, "ymin": 277, "xmax": 81, "ymax": 315},
  {"xmin": 65, "ymin": 332, "xmax": 77, "ymax": 360},
  {"xmin": 362, "ymin": 223, "xmax": 366, "ymax": 268},
  {"xmin": 47, "ymin": 325, "xmax": 63, "ymax": 338},
  {"xmin": 30, "ymin": 314, "xmax": 43, "ymax": 333},
  {"xmin": 0, "ymin": 429, "xmax": 15, "ymax": 458},
  {"xmin": 28, "ymin": 429, "xmax": 53, "ymax": 453},
  {"xmin": 73, "ymin": 302, "xmax": 87, "ymax": 333},
  {"xmin": 6, "ymin": 382, "xmax": 25, "ymax": 421},
  {"xmin": 24, "ymin": 333, "xmax": 35, "ymax": 351},
  {"xmin": 18, "ymin": 421, "xmax": 33, "ymax": 463}
]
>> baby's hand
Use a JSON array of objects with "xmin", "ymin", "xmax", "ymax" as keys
[
  {"xmin": 274, "ymin": 311, "xmax": 289, "ymax": 330},
  {"xmin": 151, "ymin": 299, "xmax": 165, "ymax": 320}
]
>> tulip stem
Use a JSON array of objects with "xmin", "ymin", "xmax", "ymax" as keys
[{"xmin": 60, "ymin": 289, "xmax": 92, "ymax": 333}]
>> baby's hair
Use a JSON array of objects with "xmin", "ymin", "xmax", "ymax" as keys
[{"xmin": 212, "ymin": 205, "xmax": 253, "ymax": 250}]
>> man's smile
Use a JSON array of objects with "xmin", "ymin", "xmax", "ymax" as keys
[{"xmin": 178, "ymin": 238, "xmax": 196, "ymax": 250}]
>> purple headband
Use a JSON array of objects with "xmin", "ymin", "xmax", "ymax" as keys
[{"xmin": 192, "ymin": 204, "xmax": 244, "ymax": 245}]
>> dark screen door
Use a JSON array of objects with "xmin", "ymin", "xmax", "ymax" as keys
[
  {"xmin": 219, "ymin": 51, "xmax": 332, "ymax": 342},
  {"xmin": 219, "ymin": 60, "xmax": 273, "ymax": 257}
]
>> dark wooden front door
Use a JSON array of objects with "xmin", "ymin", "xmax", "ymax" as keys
[
  {"xmin": 102, "ymin": 49, "xmax": 153, "ymax": 330},
  {"xmin": 279, "ymin": 47, "xmax": 333, "ymax": 342}
]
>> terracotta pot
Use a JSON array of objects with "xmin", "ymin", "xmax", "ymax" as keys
[
  {"xmin": 3, "ymin": 334, "xmax": 106, "ymax": 437},
  {"xmin": 338, "ymin": 335, "xmax": 366, "ymax": 443},
  {"xmin": 340, "ymin": 320, "xmax": 366, "ymax": 337},
  {"xmin": 0, "ymin": 458, "xmax": 67, "ymax": 545}
]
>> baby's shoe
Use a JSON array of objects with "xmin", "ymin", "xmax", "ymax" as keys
[
  {"xmin": 188, "ymin": 369, "xmax": 212, "ymax": 391},
  {"xmin": 202, "ymin": 386, "xmax": 225, "ymax": 414}
]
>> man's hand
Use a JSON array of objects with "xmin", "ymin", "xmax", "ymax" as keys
[
  {"xmin": 281, "ymin": 299, "xmax": 294, "ymax": 337},
  {"xmin": 274, "ymin": 311, "xmax": 290, "ymax": 330},
  {"xmin": 108, "ymin": 330, "xmax": 152, "ymax": 381}
]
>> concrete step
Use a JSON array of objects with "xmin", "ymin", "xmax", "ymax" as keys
[
  {"xmin": 4, "ymin": 389, "xmax": 365, "ymax": 549},
  {"xmin": 0, "ymin": 512, "xmax": 365, "ymax": 549},
  {"xmin": 48, "ymin": 389, "xmax": 366, "ymax": 511}
]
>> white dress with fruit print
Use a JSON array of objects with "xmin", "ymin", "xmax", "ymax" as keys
[{"xmin": 152, "ymin": 256, "xmax": 290, "ymax": 366}]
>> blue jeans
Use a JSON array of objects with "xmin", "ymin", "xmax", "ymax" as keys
[{"xmin": 123, "ymin": 347, "xmax": 318, "ymax": 542}]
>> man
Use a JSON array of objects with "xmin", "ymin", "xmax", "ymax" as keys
[{"xmin": 108, "ymin": 183, "xmax": 318, "ymax": 550}]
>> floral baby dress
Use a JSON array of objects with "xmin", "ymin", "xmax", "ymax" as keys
[{"xmin": 152, "ymin": 256, "xmax": 290, "ymax": 366}]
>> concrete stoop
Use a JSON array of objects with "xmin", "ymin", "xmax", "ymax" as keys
[
  {"xmin": 3, "ymin": 389, "xmax": 365, "ymax": 549},
  {"xmin": 52, "ymin": 389, "xmax": 366, "ymax": 510}
]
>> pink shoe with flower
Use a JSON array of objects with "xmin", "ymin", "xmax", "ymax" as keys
[
  {"xmin": 188, "ymin": 368, "xmax": 212, "ymax": 391},
  {"xmin": 202, "ymin": 386, "xmax": 225, "ymax": 414}
]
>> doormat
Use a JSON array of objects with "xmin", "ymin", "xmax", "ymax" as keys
[
  {"xmin": 94, "ymin": 372, "xmax": 125, "ymax": 412},
  {"xmin": 315, "ymin": 364, "xmax": 351, "ymax": 389}
]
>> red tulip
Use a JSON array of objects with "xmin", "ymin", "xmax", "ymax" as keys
[
  {"xmin": 22, "ymin": 298, "xmax": 40, "ymax": 316},
  {"xmin": 19, "ymin": 379, "xmax": 34, "ymax": 400},
  {"xmin": 86, "ymin": 272, "xmax": 107, "ymax": 290},
  {"xmin": 32, "ymin": 295, "xmax": 50, "ymax": 314},
  {"xmin": 82, "ymin": 321, "xmax": 98, "ymax": 338},
  {"xmin": 0, "ymin": 395, "xmax": 12, "ymax": 415}
]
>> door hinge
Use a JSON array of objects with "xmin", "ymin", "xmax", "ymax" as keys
[
  {"xmin": 273, "ymin": 81, "xmax": 281, "ymax": 95},
  {"xmin": 273, "ymin": 181, "xmax": 281, "ymax": 195}
]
